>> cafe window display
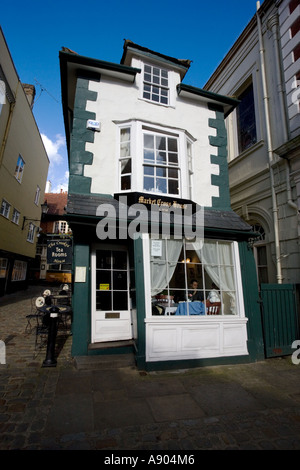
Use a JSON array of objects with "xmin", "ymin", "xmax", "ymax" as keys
[{"xmin": 150, "ymin": 238, "xmax": 238, "ymax": 317}]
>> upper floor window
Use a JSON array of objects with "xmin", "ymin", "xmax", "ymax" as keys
[
  {"xmin": 118, "ymin": 122, "xmax": 191, "ymax": 199},
  {"xmin": 0, "ymin": 199, "xmax": 10, "ymax": 219},
  {"xmin": 15, "ymin": 155, "xmax": 25, "ymax": 183},
  {"xmin": 119, "ymin": 127, "xmax": 132, "ymax": 191},
  {"xmin": 12, "ymin": 208, "xmax": 20, "ymax": 225},
  {"xmin": 236, "ymin": 83, "xmax": 257, "ymax": 153},
  {"xmin": 143, "ymin": 64, "xmax": 169, "ymax": 105},
  {"xmin": 34, "ymin": 186, "xmax": 41, "ymax": 205},
  {"xmin": 27, "ymin": 222, "xmax": 36, "ymax": 243},
  {"xmin": 54, "ymin": 220, "xmax": 69, "ymax": 234},
  {"xmin": 143, "ymin": 131, "xmax": 179, "ymax": 195},
  {"xmin": 290, "ymin": 0, "xmax": 300, "ymax": 14}
]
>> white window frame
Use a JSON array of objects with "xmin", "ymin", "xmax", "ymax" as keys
[
  {"xmin": 11, "ymin": 260, "xmax": 27, "ymax": 281},
  {"xmin": 142, "ymin": 63, "xmax": 170, "ymax": 106},
  {"xmin": 118, "ymin": 126, "xmax": 132, "ymax": 192},
  {"xmin": 0, "ymin": 199, "xmax": 11, "ymax": 219},
  {"xmin": 117, "ymin": 121, "xmax": 191, "ymax": 199},
  {"xmin": 12, "ymin": 208, "xmax": 20, "ymax": 225},
  {"xmin": 15, "ymin": 155, "xmax": 25, "ymax": 183},
  {"xmin": 34, "ymin": 186, "xmax": 41, "ymax": 205},
  {"xmin": 143, "ymin": 235, "xmax": 245, "ymax": 319},
  {"xmin": 27, "ymin": 222, "xmax": 36, "ymax": 243}
]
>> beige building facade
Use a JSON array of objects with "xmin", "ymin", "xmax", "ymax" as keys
[
  {"xmin": 0, "ymin": 27, "xmax": 49, "ymax": 295},
  {"xmin": 204, "ymin": 0, "xmax": 300, "ymax": 286}
]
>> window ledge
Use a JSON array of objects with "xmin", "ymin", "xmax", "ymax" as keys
[
  {"xmin": 228, "ymin": 140, "xmax": 265, "ymax": 167},
  {"xmin": 145, "ymin": 316, "xmax": 248, "ymax": 323}
]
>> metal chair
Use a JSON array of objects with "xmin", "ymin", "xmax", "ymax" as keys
[{"xmin": 25, "ymin": 297, "xmax": 45, "ymax": 333}]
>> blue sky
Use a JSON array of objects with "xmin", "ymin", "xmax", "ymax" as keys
[{"xmin": 1, "ymin": 0, "xmax": 259, "ymax": 193}]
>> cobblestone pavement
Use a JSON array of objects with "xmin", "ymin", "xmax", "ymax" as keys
[{"xmin": 0, "ymin": 284, "xmax": 300, "ymax": 451}]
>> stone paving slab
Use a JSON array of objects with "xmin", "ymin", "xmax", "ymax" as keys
[{"xmin": 0, "ymin": 284, "xmax": 300, "ymax": 451}]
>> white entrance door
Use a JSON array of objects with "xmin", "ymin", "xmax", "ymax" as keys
[{"xmin": 91, "ymin": 247, "xmax": 132, "ymax": 343}]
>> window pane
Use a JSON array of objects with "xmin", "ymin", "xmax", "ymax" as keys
[
  {"xmin": 96, "ymin": 291, "xmax": 111, "ymax": 310},
  {"xmin": 168, "ymin": 138, "xmax": 178, "ymax": 152},
  {"xmin": 257, "ymin": 246, "xmax": 267, "ymax": 265},
  {"xmin": 120, "ymin": 143, "xmax": 130, "ymax": 157},
  {"xmin": 144, "ymin": 134, "xmax": 154, "ymax": 149},
  {"xmin": 113, "ymin": 292, "xmax": 128, "ymax": 310},
  {"xmin": 144, "ymin": 166, "xmax": 154, "ymax": 176},
  {"xmin": 113, "ymin": 251, "xmax": 127, "ymax": 269},
  {"xmin": 113, "ymin": 271, "xmax": 127, "ymax": 290},
  {"xmin": 237, "ymin": 83, "xmax": 257, "ymax": 153},
  {"xmin": 168, "ymin": 153, "xmax": 178, "ymax": 165},
  {"xmin": 96, "ymin": 251, "xmax": 112, "ymax": 269},
  {"xmin": 157, "ymin": 167, "xmax": 166, "ymax": 177},
  {"xmin": 121, "ymin": 159, "xmax": 131, "ymax": 174},
  {"xmin": 121, "ymin": 175, "xmax": 131, "ymax": 190},
  {"xmin": 144, "ymin": 176, "xmax": 155, "ymax": 191},
  {"xmin": 96, "ymin": 270, "xmax": 111, "ymax": 287},
  {"xmin": 168, "ymin": 180, "xmax": 179, "ymax": 194},
  {"xmin": 168, "ymin": 168, "xmax": 178, "ymax": 178},
  {"xmin": 144, "ymin": 149, "xmax": 155, "ymax": 162},
  {"xmin": 120, "ymin": 128, "xmax": 130, "ymax": 142},
  {"xmin": 157, "ymin": 152, "xmax": 166, "ymax": 164},
  {"xmin": 156, "ymin": 178, "xmax": 167, "ymax": 193},
  {"xmin": 156, "ymin": 137, "xmax": 166, "ymax": 150}
]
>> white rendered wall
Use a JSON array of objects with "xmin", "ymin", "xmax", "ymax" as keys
[{"xmin": 85, "ymin": 70, "xmax": 219, "ymax": 208}]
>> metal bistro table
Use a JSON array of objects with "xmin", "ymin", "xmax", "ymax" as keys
[{"xmin": 37, "ymin": 304, "xmax": 72, "ymax": 367}]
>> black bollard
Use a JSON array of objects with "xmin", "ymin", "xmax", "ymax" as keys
[{"xmin": 42, "ymin": 306, "xmax": 59, "ymax": 368}]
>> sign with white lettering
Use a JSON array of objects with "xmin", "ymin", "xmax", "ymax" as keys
[{"xmin": 47, "ymin": 240, "xmax": 72, "ymax": 264}]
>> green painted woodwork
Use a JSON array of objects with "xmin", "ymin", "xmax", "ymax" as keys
[
  {"xmin": 71, "ymin": 242, "xmax": 91, "ymax": 356},
  {"xmin": 208, "ymin": 105, "xmax": 231, "ymax": 211},
  {"xmin": 238, "ymin": 241, "xmax": 265, "ymax": 361},
  {"xmin": 69, "ymin": 76, "xmax": 98, "ymax": 195},
  {"xmin": 260, "ymin": 284, "xmax": 299, "ymax": 358},
  {"xmin": 133, "ymin": 237, "xmax": 146, "ymax": 369}
]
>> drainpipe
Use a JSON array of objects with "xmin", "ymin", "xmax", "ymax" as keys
[
  {"xmin": 256, "ymin": 2, "xmax": 283, "ymax": 283},
  {"xmin": 267, "ymin": 13, "xmax": 299, "ymax": 214}
]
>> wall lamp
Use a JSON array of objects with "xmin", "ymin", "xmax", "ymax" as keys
[{"xmin": 22, "ymin": 202, "xmax": 48, "ymax": 230}]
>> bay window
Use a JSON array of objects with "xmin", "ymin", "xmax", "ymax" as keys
[
  {"xmin": 150, "ymin": 238, "xmax": 240, "ymax": 317},
  {"xmin": 143, "ymin": 132, "xmax": 179, "ymax": 195},
  {"xmin": 119, "ymin": 127, "xmax": 132, "ymax": 191},
  {"xmin": 118, "ymin": 122, "xmax": 189, "ymax": 198}
]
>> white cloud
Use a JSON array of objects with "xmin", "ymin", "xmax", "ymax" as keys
[
  {"xmin": 51, "ymin": 171, "xmax": 69, "ymax": 194},
  {"xmin": 42, "ymin": 133, "xmax": 65, "ymax": 165}
]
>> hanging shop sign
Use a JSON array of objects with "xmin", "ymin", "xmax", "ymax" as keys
[{"xmin": 47, "ymin": 239, "xmax": 72, "ymax": 265}]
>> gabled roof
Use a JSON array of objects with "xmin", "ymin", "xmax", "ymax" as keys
[
  {"xmin": 44, "ymin": 192, "xmax": 68, "ymax": 216},
  {"xmin": 121, "ymin": 40, "xmax": 191, "ymax": 80}
]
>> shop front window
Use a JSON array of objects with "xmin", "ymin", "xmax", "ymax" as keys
[{"xmin": 150, "ymin": 238, "xmax": 238, "ymax": 316}]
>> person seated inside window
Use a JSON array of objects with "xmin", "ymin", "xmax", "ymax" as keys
[
  {"xmin": 207, "ymin": 283, "xmax": 221, "ymax": 303},
  {"xmin": 188, "ymin": 279, "xmax": 204, "ymax": 302}
]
